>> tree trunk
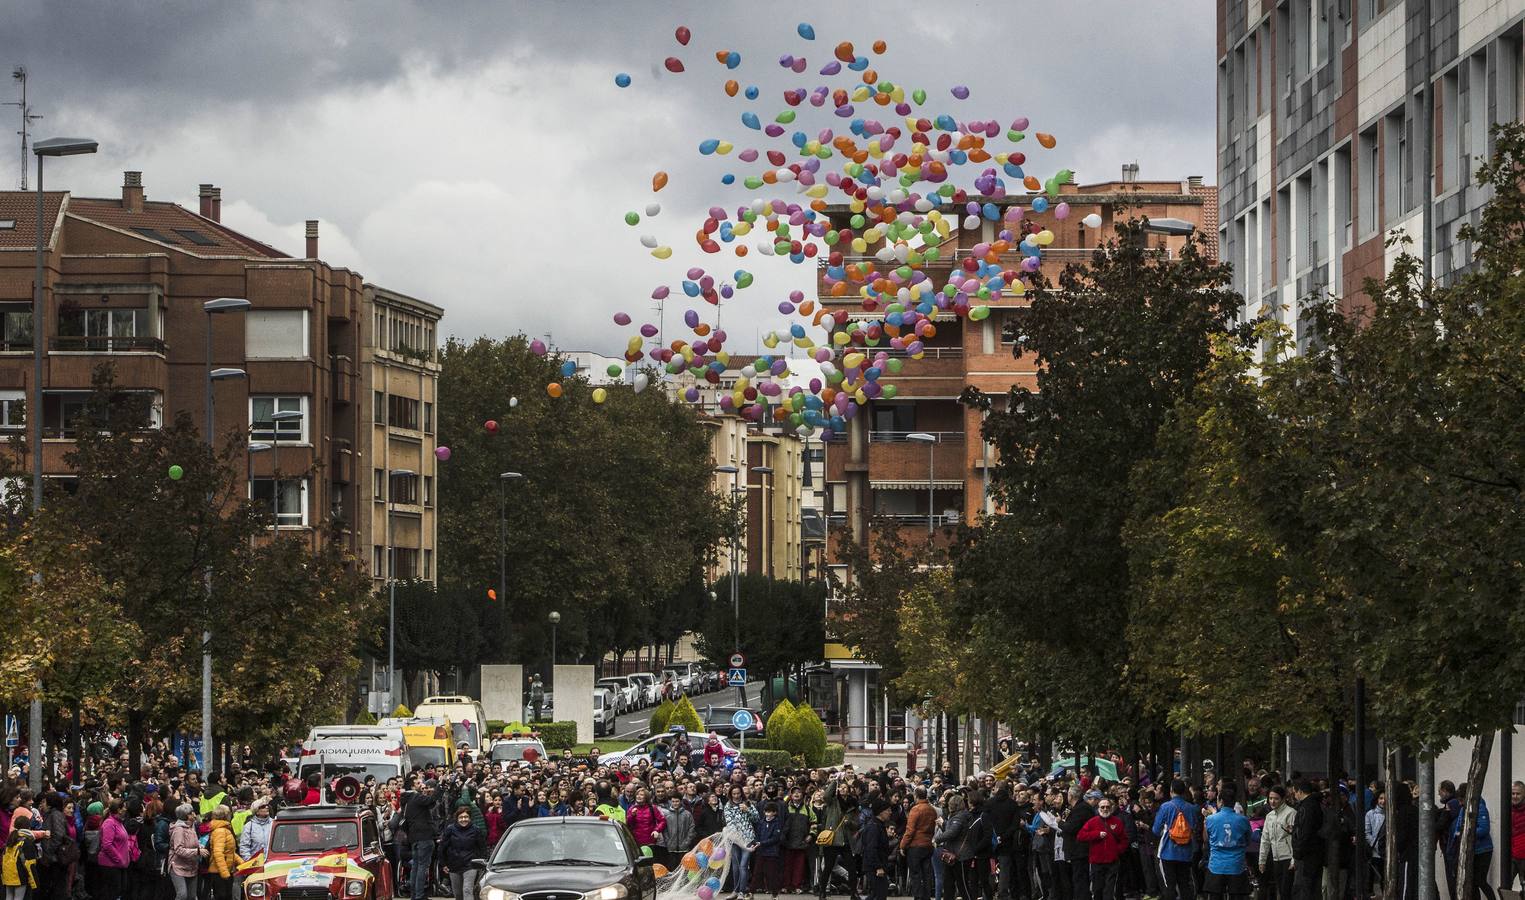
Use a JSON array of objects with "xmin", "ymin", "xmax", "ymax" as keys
[
  {"xmin": 1457, "ymin": 732, "xmax": 1495, "ymax": 900},
  {"xmin": 1384, "ymin": 744, "xmax": 1401, "ymax": 900},
  {"xmin": 126, "ymin": 709, "xmax": 143, "ymax": 780},
  {"xmin": 947, "ymin": 713, "xmax": 960, "ymax": 775},
  {"xmin": 1326, "ymin": 719, "xmax": 1345, "ymax": 900}
]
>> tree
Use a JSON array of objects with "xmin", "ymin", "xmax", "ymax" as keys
[
  {"xmin": 829, "ymin": 522, "xmax": 928, "ymax": 698},
  {"xmin": 795, "ymin": 704, "xmax": 828, "ymax": 766},
  {"xmin": 671, "ymin": 696, "xmax": 704, "ymax": 734},
  {"xmin": 650, "ymin": 700, "xmax": 675, "ymax": 734},
  {"xmin": 954, "ymin": 219, "xmax": 1244, "ymax": 747},
  {"xmin": 695, "ymin": 574, "xmax": 825, "ymax": 681},
  {"xmin": 766, "ymin": 699, "xmax": 802, "ymax": 758},
  {"xmin": 893, "ymin": 568, "xmax": 994, "ymax": 721},
  {"xmin": 436, "ymin": 338, "xmax": 724, "ymax": 666}
]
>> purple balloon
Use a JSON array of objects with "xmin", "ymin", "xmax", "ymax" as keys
[
  {"xmin": 764, "ymin": 124, "xmax": 785, "ymax": 137},
  {"xmin": 684, "ymin": 387, "xmax": 699, "ymax": 402},
  {"xmin": 652, "ymin": 286, "xmax": 670, "ymax": 300},
  {"xmin": 951, "ymin": 85, "xmax": 970, "ymax": 99},
  {"xmin": 778, "ymin": 301, "xmax": 796, "ymax": 314},
  {"xmin": 738, "ymin": 148, "xmax": 759, "ymax": 162},
  {"xmin": 613, "ymin": 312, "xmax": 631, "ymax": 326},
  {"xmin": 684, "ymin": 309, "xmax": 700, "ymax": 328},
  {"xmin": 819, "ymin": 61, "xmax": 841, "ymax": 75},
  {"xmin": 529, "ymin": 339, "xmax": 547, "ymax": 357},
  {"xmin": 790, "ymin": 57, "xmax": 807, "ymax": 73},
  {"xmin": 640, "ymin": 324, "xmax": 659, "ymax": 338},
  {"xmin": 686, "ymin": 267, "xmax": 706, "ymax": 279},
  {"xmin": 434, "ymin": 446, "xmax": 451, "ymax": 461}
]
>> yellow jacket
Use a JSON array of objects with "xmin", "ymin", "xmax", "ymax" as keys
[
  {"xmin": 207, "ymin": 821, "xmax": 243, "ymax": 879},
  {"xmin": 2, "ymin": 840, "xmax": 37, "ymax": 889}
]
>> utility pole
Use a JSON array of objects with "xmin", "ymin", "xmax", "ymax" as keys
[{"xmin": 6, "ymin": 68, "xmax": 42, "ymax": 190}]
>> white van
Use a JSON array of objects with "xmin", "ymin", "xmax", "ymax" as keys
[
  {"xmin": 305, "ymin": 725, "xmax": 405, "ymax": 744},
  {"xmin": 413, "ymin": 695, "xmax": 490, "ymax": 752},
  {"xmin": 299, "ymin": 738, "xmax": 413, "ymax": 788}
]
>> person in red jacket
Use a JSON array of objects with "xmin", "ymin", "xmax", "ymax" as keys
[
  {"xmin": 1078, "ymin": 797, "xmax": 1130, "ymax": 900},
  {"xmin": 1509, "ymin": 781, "xmax": 1524, "ymax": 890}
]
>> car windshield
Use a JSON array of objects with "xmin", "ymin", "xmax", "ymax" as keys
[
  {"xmin": 490, "ymin": 742, "xmax": 545, "ymax": 763},
  {"xmin": 452, "ymin": 722, "xmax": 478, "ymax": 748},
  {"xmin": 270, "ymin": 821, "xmax": 359, "ymax": 855},
  {"xmin": 298, "ymin": 762, "xmax": 398, "ymax": 784},
  {"xmin": 411, "ymin": 746, "xmax": 448, "ymax": 768},
  {"xmin": 492, "ymin": 823, "xmax": 629, "ymax": 866}
]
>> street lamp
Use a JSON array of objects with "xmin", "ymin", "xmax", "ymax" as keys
[
  {"xmin": 548, "ymin": 611, "xmax": 561, "ymax": 670},
  {"xmin": 714, "ymin": 464, "xmax": 743, "ymax": 698},
  {"xmin": 28, "ymin": 136, "xmax": 97, "ymax": 789},
  {"xmin": 202, "ymin": 298, "xmax": 251, "ymax": 774},
  {"xmin": 906, "ymin": 433, "xmax": 938, "ymax": 536},
  {"xmin": 386, "ymin": 467, "xmax": 416, "ymax": 713},
  {"xmin": 498, "ymin": 472, "xmax": 523, "ymax": 608}
]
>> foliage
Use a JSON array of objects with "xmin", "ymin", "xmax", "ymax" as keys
[
  {"xmin": 368, "ymin": 580, "xmax": 484, "ymax": 681},
  {"xmin": 794, "ymin": 704, "xmax": 829, "ymax": 766},
  {"xmin": 893, "ymin": 569, "xmax": 996, "ymax": 717},
  {"xmin": 820, "ymin": 743, "xmax": 846, "ymax": 767},
  {"xmin": 435, "ymin": 337, "xmax": 725, "ymax": 667},
  {"xmin": 695, "ymin": 574, "xmax": 826, "ymax": 679},
  {"xmin": 741, "ymin": 749, "xmax": 793, "ymax": 770},
  {"xmin": 498, "ymin": 720, "xmax": 577, "ymax": 747},
  {"xmin": 671, "ymin": 695, "xmax": 704, "ymax": 734},
  {"xmin": 353, "ymin": 711, "xmax": 377, "ymax": 725},
  {"xmin": 392, "ymin": 704, "xmax": 413, "ymax": 718},
  {"xmin": 829, "ymin": 522, "xmax": 927, "ymax": 696},
  {"xmin": 766, "ymin": 699, "xmax": 802, "ymax": 759},
  {"xmin": 650, "ymin": 699, "xmax": 676, "ymax": 734},
  {"xmin": 954, "ymin": 219, "xmax": 1243, "ymax": 746}
]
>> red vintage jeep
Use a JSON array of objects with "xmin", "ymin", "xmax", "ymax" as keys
[{"xmin": 243, "ymin": 804, "xmax": 395, "ymax": 900}]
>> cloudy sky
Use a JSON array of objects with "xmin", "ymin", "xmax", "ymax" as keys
[{"xmin": 8, "ymin": 1, "xmax": 1216, "ymax": 355}]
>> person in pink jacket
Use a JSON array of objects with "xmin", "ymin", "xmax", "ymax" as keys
[
  {"xmin": 167, "ymin": 804, "xmax": 207, "ymax": 900},
  {"xmin": 96, "ymin": 800, "xmax": 134, "ymax": 900},
  {"xmin": 626, "ymin": 788, "xmax": 667, "ymax": 855}
]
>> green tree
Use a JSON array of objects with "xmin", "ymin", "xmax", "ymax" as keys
[
  {"xmin": 955, "ymin": 219, "xmax": 1244, "ymax": 747},
  {"xmin": 671, "ymin": 696, "xmax": 704, "ymax": 734},
  {"xmin": 766, "ymin": 699, "xmax": 802, "ymax": 758},
  {"xmin": 829, "ymin": 523, "xmax": 928, "ymax": 698},
  {"xmin": 695, "ymin": 574, "xmax": 825, "ymax": 682},
  {"xmin": 650, "ymin": 699, "xmax": 675, "ymax": 734},
  {"xmin": 795, "ymin": 704, "xmax": 828, "ymax": 766}
]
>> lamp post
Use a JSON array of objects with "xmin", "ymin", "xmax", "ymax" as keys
[
  {"xmin": 548, "ymin": 611, "xmax": 561, "ymax": 671},
  {"xmin": 203, "ymin": 297, "xmax": 250, "ymax": 774},
  {"xmin": 28, "ymin": 136, "xmax": 96, "ymax": 790},
  {"xmin": 906, "ymin": 433, "xmax": 938, "ymax": 536},
  {"xmin": 497, "ymin": 472, "xmax": 523, "ymax": 606},
  {"xmin": 386, "ymin": 467, "xmax": 416, "ymax": 714},
  {"xmin": 715, "ymin": 464, "xmax": 745, "ymax": 706}
]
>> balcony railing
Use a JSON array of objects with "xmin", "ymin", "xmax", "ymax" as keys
[
  {"xmin": 51, "ymin": 335, "xmax": 165, "ymax": 353},
  {"xmin": 0, "ymin": 339, "xmax": 32, "ymax": 352},
  {"xmin": 878, "ymin": 346, "xmax": 964, "ymax": 359},
  {"xmin": 868, "ymin": 430, "xmax": 965, "ymax": 443}
]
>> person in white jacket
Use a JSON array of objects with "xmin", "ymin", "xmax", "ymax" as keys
[
  {"xmin": 237, "ymin": 799, "xmax": 273, "ymax": 861},
  {"xmin": 1258, "ymin": 786, "xmax": 1296, "ymax": 900}
]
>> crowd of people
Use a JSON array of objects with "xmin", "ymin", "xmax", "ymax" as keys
[{"xmin": 3, "ymin": 740, "xmax": 1524, "ymax": 900}]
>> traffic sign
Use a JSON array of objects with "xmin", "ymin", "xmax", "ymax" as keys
[
  {"xmin": 731, "ymin": 709, "xmax": 755, "ymax": 732},
  {"xmin": 729, "ymin": 652, "xmax": 746, "ymax": 669},
  {"xmin": 4, "ymin": 714, "xmax": 17, "ymax": 748},
  {"xmin": 726, "ymin": 667, "xmax": 748, "ymax": 686}
]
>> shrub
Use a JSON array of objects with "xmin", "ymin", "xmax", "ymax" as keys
[
  {"xmin": 671, "ymin": 696, "xmax": 705, "ymax": 734},
  {"xmin": 741, "ymin": 749, "xmax": 793, "ymax": 771},
  {"xmin": 353, "ymin": 710, "xmax": 378, "ymax": 725},
  {"xmin": 390, "ymin": 704, "xmax": 412, "ymax": 718},
  {"xmin": 496, "ymin": 721, "xmax": 578, "ymax": 749},
  {"xmin": 821, "ymin": 743, "xmax": 846, "ymax": 767},
  {"xmin": 485, "ymin": 720, "xmax": 507, "ymax": 737},
  {"xmin": 794, "ymin": 705, "xmax": 828, "ymax": 766},
  {"xmin": 650, "ymin": 700, "xmax": 676, "ymax": 735},
  {"xmin": 767, "ymin": 700, "xmax": 803, "ymax": 758}
]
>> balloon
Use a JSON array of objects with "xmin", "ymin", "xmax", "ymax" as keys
[
  {"xmin": 561, "ymin": 360, "xmax": 577, "ymax": 377},
  {"xmin": 434, "ymin": 446, "xmax": 451, "ymax": 461},
  {"xmin": 614, "ymin": 312, "xmax": 632, "ymax": 326},
  {"xmin": 652, "ymin": 171, "xmax": 669, "ymax": 192},
  {"xmin": 624, "ymin": 211, "xmax": 639, "ymax": 226},
  {"xmin": 834, "ymin": 41, "xmax": 855, "ymax": 63},
  {"xmin": 872, "ymin": 39, "xmax": 887, "ymax": 53},
  {"xmin": 510, "ymin": 397, "xmax": 519, "ymax": 408},
  {"xmin": 606, "ymin": 363, "xmax": 623, "ymax": 377},
  {"xmin": 634, "ymin": 373, "xmax": 650, "ymax": 393},
  {"xmin": 664, "ymin": 57, "xmax": 685, "ymax": 73},
  {"xmin": 797, "ymin": 22, "xmax": 815, "ymax": 39},
  {"xmin": 675, "ymin": 25, "xmax": 691, "ymax": 45},
  {"xmin": 696, "ymin": 889, "xmax": 713, "ymax": 900},
  {"xmin": 709, "ymin": 846, "xmax": 726, "ymax": 862},
  {"xmin": 614, "ymin": 73, "xmax": 631, "ymax": 88},
  {"xmin": 1036, "ymin": 132, "xmax": 1057, "ymax": 149},
  {"xmin": 168, "ymin": 464, "xmax": 183, "ymax": 480},
  {"xmin": 547, "ymin": 382, "xmax": 563, "ymax": 398},
  {"xmin": 1082, "ymin": 213, "xmax": 1103, "ymax": 228},
  {"xmin": 681, "ymin": 854, "xmax": 699, "ymax": 872},
  {"xmin": 592, "ymin": 387, "xmax": 608, "ymax": 404},
  {"xmin": 646, "ymin": 202, "xmax": 661, "ymax": 216},
  {"xmin": 951, "ymin": 85, "xmax": 970, "ymax": 99},
  {"xmin": 529, "ymin": 339, "xmax": 547, "ymax": 357},
  {"xmin": 652, "ymin": 865, "xmax": 669, "ymax": 879},
  {"xmin": 697, "ymin": 838, "xmax": 714, "ymax": 855}
]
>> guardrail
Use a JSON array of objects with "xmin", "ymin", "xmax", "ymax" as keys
[
  {"xmin": 51, "ymin": 335, "xmax": 165, "ymax": 353},
  {"xmin": 868, "ymin": 430, "xmax": 965, "ymax": 443}
]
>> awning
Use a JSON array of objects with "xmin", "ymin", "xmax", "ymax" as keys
[{"xmin": 870, "ymin": 479, "xmax": 965, "ymax": 490}]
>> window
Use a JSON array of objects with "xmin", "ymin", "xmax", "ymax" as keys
[
  {"xmin": 1000, "ymin": 307, "xmax": 1031, "ymax": 344},
  {"xmin": 42, "ymin": 390, "xmax": 158, "ymax": 438},
  {"xmin": 0, "ymin": 391, "xmax": 23, "ymax": 429},
  {"xmin": 0, "ymin": 220, "xmax": 13, "ymax": 230},
  {"xmin": 423, "ymin": 402, "xmax": 434, "ymax": 434},
  {"xmin": 174, "ymin": 228, "xmax": 217, "ymax": 247},
  {"xmin": 1443, "ymin": 70, "xmax": 1462, "ymax": 192},
  {"xmin": 389, "ymin": 471, "xmax": 418, "ymax": 505},
  {"xmin": 0, "ymin": 304, "xmax": 32, "ymax": 351},
  {"xmin": 245, "ymin": 309, "xmax": 308, "ymax": 359},
  {"xmin": 1278, "ymin": 185, "xmax": 1293, "ymax": 282},
  {"xmin": 1260, "ymin": 199, "xmax": 1274, "ymax": 290},
  {"xmin": 250, "ymin": 478, "xmax": 308, "ymax": 527},
  {"xmin": 423, "ymin": 475, "xmax": 434, "ymax": 507},
  {"xmin": 373, "ymin": 390, "xmax": 385, "ymax": 422},
  {"xmin": 390, "ymin": 547, "xmax": 418, "ymax": 579},
  {"xmin": 250, "ymin": 396, "xmax": 307, "ymax": 443},
  {"xmin": 1359, "ymin": 127, "xmax": 1379, "ymax": 235},
  {"xmin": 373, "ymin": 468, "xmax": 384, "ymax": 499},
  {"xmin": 1467, "ymin": 53, "xmax": 1488, "ymax": 186},
  {"xmin": 871, "ymin": 403, "xmax": 916, "ymax": 434},
  {"xmin": 388, "ymin": 395, "xmax": 419, "ymax": 430},
  {"xmin": 372, "ymin": 545, "xmax": 384, "ymax": 576},
  {"xmin": 1383, "ymin": 111, "xmax": 1405, "ymax": 225},
  {"xmin": 373, "ymin": 309, "xmax": 386, "ymax": 349},
  {"xmin": 1334, "ymin": 146, "xmax": 1352, "ymax": 285},
  {"xmin": 57, "ymin": 306, "xmax": 151, "ymax": 350},
  {"xmin": 423, "ymin": 549, "xmax": 433, "ymax": 580},
  {"xmin": 1499, "ymin": 36, "xmax": 1522, "ymax": 134}
]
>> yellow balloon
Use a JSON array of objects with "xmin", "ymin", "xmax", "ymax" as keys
[
  {"xmin": 716, "ymin": 141, "xmax": 734, "ymax": 155},
  {"xmin": 763, "ymin": 334, "xmax": 779, "ymax": 348},
  {"xmin": 715, "ymin": 351, "xmax": 730, "ymax": 365},
  {"xmin": 592, "ymin": 387, "xmax": 608, "ymax": 404},
  {"xmin": 805, "ymin": 184, "xmax": 828, "ymax": 198},
  {"xmin": 732, "ymin": 221, "xmax": 752, "ymax": 236},
  {"xmin": 848, "ymin": 197, "xmax": 866, "ymax": 213},
  {"xmin": 851, "ymin": 86, "xmax": 870, "ymax": 101},
  {"xmin": 651, "ymin": 246, "xmax": 673, "ymax": 259},
  {"xmin": 890, "ymin": 85, "xmax": 905, "ymax": 103},
  {"xmin": 850, "ymin": 237, "xmax": 868, "ymax": 253},
  {"xmin": 843, "ymin": 352, "xmax": 865, "ymax": 369},
  {"xmin": 1036, "ymin": 229, "xmax": 1055, "ymax": 246},
  {"xmin": 832, "ymin": 331, "xmax": 850, "ymax": 346}
]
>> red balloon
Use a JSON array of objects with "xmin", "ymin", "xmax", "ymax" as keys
[
  {"xmin": 675, "ymin": 25, "xmax": 691, "ymax": 45},
  {"xmin": 664, "ymin": 57, "xmax": 685, "ymax": 73},
  {"xmin": 484, "ymin": 419, "xmax": 499, "ymax": 433}
]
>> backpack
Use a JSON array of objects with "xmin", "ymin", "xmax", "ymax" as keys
[
  {"xmin": 82, "ymin": 830, "xmax": 101, "ymax": 865},
  {"xmin": 1167, "ymin": 807, "xmax": 1193, "ymax": 846}
]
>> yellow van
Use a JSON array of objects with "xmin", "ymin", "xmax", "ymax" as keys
[
  {"xmin": 380, "ymin": 717, "xmax": 455, "ymax": 769},
  {"xmin": 414, "ymin": 695, "xmax": 490, "ymax": 752}
]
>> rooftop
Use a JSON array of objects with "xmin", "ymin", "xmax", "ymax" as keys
[{"xmin": 67, "ymin": 196, "xmax": 288, "ymax": 258}]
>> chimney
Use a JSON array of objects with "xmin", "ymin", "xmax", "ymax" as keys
[
  {"xmin": 122, "ymin": 171, "xmax": 144, "ymax": 213},
  {"xmin": 211, "ymin": 187, "xmax": 221, "ymax": 222},
  {"xmin": 305, "ymin": 220, "xmax": 319, "ymax": 258},
  {"xmin": 1121, "ymin": 163, "xmax": 1140, "ymax": 184},
  {"xmin": 198, "ymin": 184, "xmax": 215, "ymax": 219},
  {"xmin": 1187, "ymin": 175, "xmax": 1205, "ymax": 189}
]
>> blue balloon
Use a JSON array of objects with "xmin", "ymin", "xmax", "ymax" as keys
[
  {"xmin": 1032, "ymin": 197, "xmax": 1050, "ymax": 213},
  {"xmin": 721, "ymin": 173, "xmax": 735, "ymax": 185},
  {"xmin": 682, "ymin": 280, "xmax": 701, "ymax": 297},
  {"xmin": 560, "ymin": 360, "xmax": 577, "ymax": 377},
  {"xmin": 741, "ymin": 111, "xmax": 760, "ymax": 130},
  {"xmin": 698, "ymin": 138, "xmax": 720, "ymax": 155},
  {"xmin": 744, "ymin": 85, "xmax": 759, "ymax": 100},
  {"xmin": 796, "ymin": 22, "xmax": 815, "ymax": 40},
  {"xmin": 614, "ymin": 73, "xmax": 631, "ymax": 88},
  {"xmin": 791, "ymin": 130, "xmax": 807, "ymax": 148},
  {"xmin": 725, "ymin": 50, "xmax": 741, "ymax": 69},
  {"xmin": 848, "ymin": 56, "xmax": 869, "ymax": 71}
]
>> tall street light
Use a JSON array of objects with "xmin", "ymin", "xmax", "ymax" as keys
[
  {"xmin": 28, "ymin": 136, "xmax": 96, "ymax": 790},
  {"xmin": 386, "ymin": 467, "xmax": 416, "ymax": 713},
  {"xmin": 906, "ymin": 433, "xmax": 938, "ymax": 537},
  {"xmin": 497, "ymin": 472, "xmax": 523, "ymax": 608},
  {"xmin": 203, "ymin": 297, "xmax": 250, "ymax": 773},
  {"xmin": 548, "ymin": 611, "xmax": 561, "ymax": 673},
  {"xmin": 749, "ymin": 464, "xmax": 774, "ymax": 707},
  {"xmin": 714, "ymin": 464, "xmax": 742, "ymax": 658}
]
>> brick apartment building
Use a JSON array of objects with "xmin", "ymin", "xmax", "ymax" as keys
[
  {"xmin": 1215, "ymin": 0, "xmax": 1522, "ymax": 346},
  {"xmin": 0, "ymin": 171, "xmax": 440, "ymax": 585}
]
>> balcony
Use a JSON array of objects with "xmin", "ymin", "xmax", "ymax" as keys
[
  {"xmin": 868, "ymin": 430, "xmax": 965, "ymax": 443},
  {"xmin": 50, "ymin": 335, "xmax": 165, "ymax": 354},
  {"xmin": 331, "ymin": 439, "xmax": 354, "ymax": 483},
  {"xmin": 0, "ymin": 339, "xmax": 31, "ymax": 353},
  {"xmin": 331, "ymin": 354, "xmax": 355, "ymax": 405}
]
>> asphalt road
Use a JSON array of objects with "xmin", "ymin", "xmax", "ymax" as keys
[{"xmin": 609, "ymin": 682, "xmax": 764, "ymax": 739}]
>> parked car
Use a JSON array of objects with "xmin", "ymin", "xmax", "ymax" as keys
[
  {"xmin": 659, "ymin": 668, "xmax": 688, "ymax": 699},
  {"xmin": 489, "ymin": 736, "xmax": 549, "ymax": 767},
  {"xmin": 702, "ymin": 705, "xmax": 767, "ymax": 741},
  {"xmin": 627, "ymin": 672, "xmax": 658, "ymax": 708},
  {"xmin": 597, "ymin": 678, "xmax": 635, "ymax": 715},
  {"xmin": 593, "ymin": 688, "xmax": 616, "ymax": 737},
  {"xmin": 598, "ymin": 728, "xmax": 743, "ymax": 768},
  {"xmin": 474, "ymin": 817, "xmax": 658, "ymax": 900}
]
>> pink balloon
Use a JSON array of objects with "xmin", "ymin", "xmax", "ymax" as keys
[
  {"xmin": 434, "ymin": 446, "xmax": 451, "ymax": 461},
  {"xmin": 613, "ymin": 312, "xmax": 631, "ymax": 326}
]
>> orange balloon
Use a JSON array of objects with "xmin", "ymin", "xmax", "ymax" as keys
[
  {"xmin": 714, "ymin": 50, "xmax": 729, "ymax": 64},
  {"xmin": 682, "ymin": 855, "xmax": 699, "ymax": 872},
  {"xmin": 694, "ymin": 323, "xmax": 712, "ymax": 336},
  {"xmin": 734, "ymin": 245, "xmax": 748, "ymax": 257},
  {"xmin": 862, "ymin": 69, "xmax": 878, "ymax": 85},
  {"xmin": 487, "ymin": 589, "xmax": 497, "ymax": 601},
  {"xmin": 547, "ymin": 382, "xmax": 563, "ymax": 398},
  {"xmin": 724, "ymin": 79, "xmax": 739, "ymax": 97},
  {"xmin": 1023, "ymin": 175, "xmax": 1041, "ymax": 191},
  {"xmin": 652, "ymin": 171, "xmax": 669, "ymax": 192},
  {"xmin": 872, "ymin": 39, "xmax": 887, "ymax": 54},
  {"xmin": 799, "ymin": 300, "xmax": 815, "ymax": 315},
  {"xmin": 652, "ymin": 865, "xmax": 669, "ymax": 879},
  {"xmin": 1036, "ymin": 132, "xmax": 1057, "ymax": 149},
  {"xmin": 834, "ymin": 41, "xmax": 855, "ymax": 63}
]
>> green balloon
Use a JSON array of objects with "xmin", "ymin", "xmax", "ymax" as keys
[
  {"xmin": 912, "ymin": 89, "xmax": 927, "ymax": 105},
  {"xmin": 624, "ymin": 211, "xmax": 640, "ymax": 226},
  {"xmin": 775, "ymin": 110, "xmax": 796, "ymax": 124},
  {"xmin": 168, "ymin": 465, "xmax": 184, "ymax": 481},
  {"xmin": 736, "ymin": 272, "xmax": 754, "ymax": 289},
  {"xmin": 606, "ymin": 363, "xmax": 623, "ymax": 377}
]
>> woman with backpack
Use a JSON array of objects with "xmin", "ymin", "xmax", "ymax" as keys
[
  {"xmin": 2, "ymin": 809, "xmax": 39, "ymax": 900},
  {"xmin": 935, "ymin": 792, "xmax": 974, "ymax": 900}
]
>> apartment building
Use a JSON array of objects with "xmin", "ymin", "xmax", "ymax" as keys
[
  {"xmin": 0, "ymin": 172, "xmax": 440, "ymax": 582},
  {"xmin": 1216, "ymin": 0, "xmax": 1523, "ymax": 349}
]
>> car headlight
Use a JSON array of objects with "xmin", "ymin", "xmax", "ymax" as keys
[
  {"xmin": 591, "ymin": 885, "xmax": 629, "ymax": 900},
  {"xmin": 345, "ymin": 881, "xmax": 366, "ymax": 897},
  {"xmin": 246, "ymin": 884, "xmax": 266, "ymax": 899},
  {"xmin": 483, "ymin": 889, "xmax": 522, "ymax": 900}
]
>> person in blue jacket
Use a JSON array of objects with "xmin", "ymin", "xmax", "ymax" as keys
[
  {"xmin": 1446, "ymin": 786, "xmax": 1496, "ymax": 900},
  {"xmin": 1204, "ymin": 787, "xmax": 1252, "ymax": 900},
  {"xmin": 1153, "ymin": 780, "xmax": 1200, "ymax": 900}
]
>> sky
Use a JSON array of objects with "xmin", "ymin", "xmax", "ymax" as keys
[{"xmin": 5, "ymin": 1, "xmax": 1217, "ymax": 356}]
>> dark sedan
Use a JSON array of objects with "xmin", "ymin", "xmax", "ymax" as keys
[
  {"xmin": 475, "ymin": 818, "xmax": 657, "ymax": 900},
  {"xmin": 701, "ymin": 706, "xmax": 766, "ymax": 741}
]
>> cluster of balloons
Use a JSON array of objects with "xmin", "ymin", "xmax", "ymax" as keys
[
  {"xmin": 591, "ymin": 22, "xmax": 1101, "ymax": 439},
  {"xmin": 663, "ymin": 835, "xmax": 730, "ymax": 900}
]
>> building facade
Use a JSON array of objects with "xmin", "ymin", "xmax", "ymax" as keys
[
  {"xmin": 0, "ymin": 172, "xmax": 439, "ymax": 586},
  {"xmin": 1216, "ymin": 0, "xmax": 1523, "ymax": 346}
]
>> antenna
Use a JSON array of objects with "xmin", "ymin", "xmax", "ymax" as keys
[{"xmin": 6, "ymin": 67, "xmax": 43, "ymax": 190}]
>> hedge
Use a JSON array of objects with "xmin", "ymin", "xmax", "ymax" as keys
[
  {"xmin": 493, "ymin": 721, "xmax": 579, "ymax": 749},
  {"xmin": 821, "ymin": 743, "xmax": 845, "ymax": 766},
  {"xmin": 353, "ymin": 711, "xmax": 378, "ymax": 725},
  {"xmin": 741, "ymin": 749, "xmax": 793, "ymax": 771}
]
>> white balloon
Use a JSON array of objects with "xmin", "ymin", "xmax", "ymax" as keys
[
  {"xmin": 633, "ymin": 373, "xmax": 650, "ymax": 394},
  {"xmin": 1082, "ymin": 213, "xmax": 1103, "ymax": 228},
  {"xmin": 875, "ymin": 246, "xmax": 896, "ymax": 263},
  {"xmin": 914, "ymin": 197, "xmax": 934, "ymax": 212},
  {"xmin": 776, "ymin": 169, "xmax": 796, "ymax": 183},
  {"xmin": 963, "ymin": 215, "xmax": 980, "ymax": 230},
  {"xmin": 865, "ymin": 185, "xmax": 884, "ymax": 201},
  {"xmin": 645, "ymin": 203, "xmax": 662, "ymax": 216},
  {"xmin": 509, "ymin": 397, "xmax": 519, "ymax": 408},
  {"xmin": 758, "ymin": 241, "xmax": 776, "ymax": 256},
  {"xmin": 640, "ymin": 235, "xmax": 659, "ymax": 248}
]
